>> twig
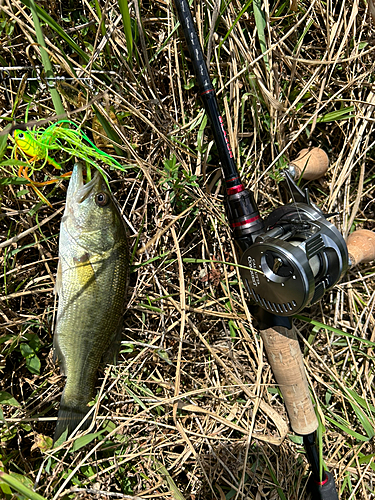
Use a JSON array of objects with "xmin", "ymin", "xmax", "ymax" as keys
[
  {"xmin": 68, "ymin": 489, "xmax": 145, "ymax": 499},
  {"xmin": 0, "ymin": 206, "xmax": 64, "ymax": 250}
]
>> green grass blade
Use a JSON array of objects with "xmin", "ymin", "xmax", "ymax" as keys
[
  {"xmin": 0, "ymin": 472, "xmax": 46, "ymax": 500},
  {"xmin": 197, "ymin": 114, "xmax": 207, "ymax": 153},
  {"xmin": 346, "ymin": 388, "xmax": 375, "ymax": 413},
  {"xmin": 137, "ymin": 302, "xmax": 163, "ymax": 313},
  {"xmin": 313, "ymin": 106, "xmax": 355, "ymax": 124},
  {"xmin": 124, "ymin": 385, "xmax": 148, "ymax": 410},
  {"xmin": 348, "ymin": 401, "xmax": 375, "ymax": 439},
  {"xmin": 218, "ymin": 0, "xmax": 253, "ymax": 55},
  {"xmin": 149, "ymin": 22, "xmax": 180, "ymax": 65},
  {"xmin": 358, "ymin": 453, "xmax": 375, "ymax": 471},
  {"xmin": 153, "ymin": 459, "xmax": 186, "ymax": 500},
  {"xmin": 118, "ymin": 0, "xmax": 133, "ymax": 62},
  {"xmin": 19, "ymin": 0, "xmax": 89, "ymax": 63},
  {"xmin": 294, "ymin": 18, "xmax": 314, "ymax": 54},
  {"xmin": 262, "ymin": 455, "xmax": 287, "ymax": 500},
  {"xmin": 94, "ymin": 0, "xmax": 107, "ymax": 39},
  {"xmin": 92, "ymin": 105, "xmax": 125, "ymax": 157},
  {"xmin": 27, "ymin": 0, "xmax": 64, "ymax": 116},
  {"xmin": 296, "ymin": 315, "xmax": 375, "ymax": 347},
  {"xmin": 71, "ymin": 430, "xmax": 105, "ymax": 452},
  {"xmin": 325, "ymin": 415, "xmax": 370, "ymax": 442},
  {"xmin": 0, "ymin": 124, "xmax": 12, "ymax": 162},
  {"xmin": 253, "ymin": 0, "xmax": 269, "ymax": 70}
]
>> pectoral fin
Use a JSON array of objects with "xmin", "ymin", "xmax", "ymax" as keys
[
  {"xmin": 53, "ymin": 334, "xmax": 66, "ymax": 376},
  {"xmin": 74, "ymin": 252, "xmax": 96, "ymax": 289},
  {"xmin": 54, "ymin": 260, "xmax": 62, "ymax": 296}
]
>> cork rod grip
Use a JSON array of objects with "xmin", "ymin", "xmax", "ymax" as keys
[{"xmin": 260, "ymin": 325, "xmax": 318, "ymax": 435}]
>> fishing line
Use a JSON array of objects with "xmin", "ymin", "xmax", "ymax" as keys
[{"xmin": 283, "ymin": 167, "xmax": 303, "ymax": 223}]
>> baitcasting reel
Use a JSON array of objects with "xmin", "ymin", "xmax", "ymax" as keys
[{"xmin": 238, "ymin": 171, "xmax": 348, "ymax": 317}]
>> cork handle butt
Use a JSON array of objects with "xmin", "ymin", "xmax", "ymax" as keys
[
  {"xmin": 347, "ymin": 229, "xmax": 375, "ymax": 267},
  {"xmin": 260, "ymin": 325, "xmax": 318, "ymax": 436},
  {"xmin": 290, "ymin": 148, "xmax": 329, "ymax": 180}
]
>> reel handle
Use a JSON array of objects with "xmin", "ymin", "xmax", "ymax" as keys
[
  {"xmin": 289, "ymin": 147, "xmax": 329, "ymax": 180},
  {"xmin": 347, "ymin": 229, "xmax": 375, "ymax": 267},
  {"xmin": 260, "ymin": 324, "xmax": 318, "ymax": 435}
]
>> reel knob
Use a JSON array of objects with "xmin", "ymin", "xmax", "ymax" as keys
[
  {"xmin": 289, "ymin": 147, "xmax": 329, "ymax": 180},
  {"xmin": 346, "ymin": 229, "xmax": 375, "ymax": 267}
]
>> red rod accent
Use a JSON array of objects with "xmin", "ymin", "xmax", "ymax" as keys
[
  {"xmin": 315, "ymin": 475, "xmax": 329, "ymax": 486},
  {"xmin": 231, "ymin": 215, "xmax": 260, "ymax": 227},
  {"xmin": 200, "ymin": 89, "xmax": 214, "ymax": 95},
  {"xmin": 226, "ymin": 176, "xmax": 240, "ymax": 184},
  {"xmin": 227, "ymin": 184, "xmax": 244, "ymax": 195}
]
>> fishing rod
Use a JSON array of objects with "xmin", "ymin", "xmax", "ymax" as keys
[
  {"xmin": 173, "ymin": 0, "xmax": 375, "ymax": 498},
  {"xmin": 174, "ymin": 0, "xmax": 264, "ymax": 253}
]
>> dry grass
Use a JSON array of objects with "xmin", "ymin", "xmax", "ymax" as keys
[{"xmin": 0, "ymin": 0, "xmax": 375, "ymax": 499}]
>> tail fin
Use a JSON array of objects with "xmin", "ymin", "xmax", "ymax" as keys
[{"xmin": 54, "ymin": 399, "xmax": 92, "ymax": 443}]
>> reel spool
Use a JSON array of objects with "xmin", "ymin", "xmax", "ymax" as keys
[{"xmin": 239, "ymin": 172, "xmax": 348, "ymax": 317}]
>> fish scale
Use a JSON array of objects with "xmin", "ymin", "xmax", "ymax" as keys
[{"xmin": 53, "ymin": 163, "xmax": 128, "ymax": 441}]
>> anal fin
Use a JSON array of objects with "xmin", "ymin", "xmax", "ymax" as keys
[{"xmin": 53, "ymin": 334, "xmax": 66, "ymax": 376}]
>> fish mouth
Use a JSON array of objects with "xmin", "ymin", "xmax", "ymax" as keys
[{"xmin": 68, "ymin": 163, "xmax": 103, "ymax": 204}]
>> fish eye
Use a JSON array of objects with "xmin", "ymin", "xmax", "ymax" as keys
[
  {"xmin": 95, "ymin": 192, "xmax": 109, "ymax": 207},
  {"xmin": 18, "ymin": 132, "xmax": 24, "ymax": 139}
]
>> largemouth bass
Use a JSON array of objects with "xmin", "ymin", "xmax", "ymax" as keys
[{"xmin": 53, "ymin": 163, "xmax": 128, "ymax": 441}]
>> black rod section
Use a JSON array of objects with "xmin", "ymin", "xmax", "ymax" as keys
[
  {"xmin": 304, "ymin": 433, "xmax": 339, "ymax": 500},
  {"xmin": 174, "ymin": 0, "xmax": 264, "ymax": 248},
  {"xmin": 303, "ymin": 432, "xmax": 322, "ymax": 480},
  {"xmin": 174, "ymin": 0, "xmax": 238, "ymax": 185}
]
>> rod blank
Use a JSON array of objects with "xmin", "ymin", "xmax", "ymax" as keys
[{"xmin": 174, "ymin": 0, "xmax": 240, "ymax": 187}]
